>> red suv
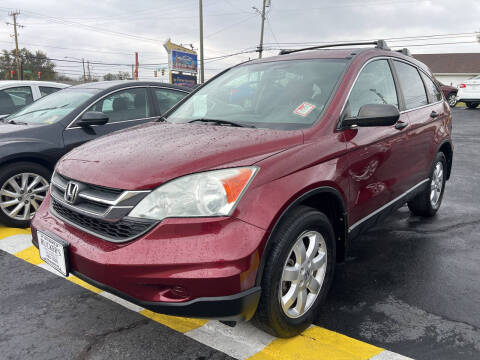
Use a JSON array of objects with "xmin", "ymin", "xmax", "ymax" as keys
[{"xmin": 32, "ymin": 41, "xmax": 453, "ymax": 338}]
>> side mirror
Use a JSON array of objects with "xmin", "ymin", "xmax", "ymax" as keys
[
  {"xmin": 77, "ymin": 111, "xmax": 109, "ymax": 127},
  {"xmin": 342, "ymin": 104, "xmax": 400, "ymax": 128}
]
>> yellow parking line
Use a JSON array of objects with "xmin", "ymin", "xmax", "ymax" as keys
[
  {"xmin": 14, "ymin": 245, "xmax": 44, "ymax": 265},
  {"xmin": 0, "ymin": 226, "xmax": 31, "ymax": 239},
  {"xmin": 67, "ymin": 275, "xmax": 103, "ymax": 294},
  {"xmin": 140, "ymin": 309, "xmax": 208, "ymax": 333},
  {"xmin": 247, "ymin": 326, "xmax": 383, "ymax": 360},
  {"xmin": 3, "ymin": 227, "xmax": 402, "ymax": 360}
]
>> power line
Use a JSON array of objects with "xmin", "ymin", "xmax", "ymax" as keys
[{"xmin": 263, "ymin": 32, "xmax": 478, "ymax": 47}]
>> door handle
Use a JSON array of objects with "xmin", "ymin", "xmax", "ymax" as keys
[
  {"xmin": 430, "ymin": 111, "xmax": 439, "ymax": 118},
  {"xmin": 395, "ymin": 120, "xmax": 408, "ymax": 130}
]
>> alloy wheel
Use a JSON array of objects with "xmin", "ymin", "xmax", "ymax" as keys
[
  {"xmin": 279, "ymin": 230, "xmax": 327, "ymax": 318},
  {"xmin": 447, "ymin": 94, "xmax": 456, "ymax": 107},
  {"xmin": 0, "ymin": 173, "xmax": 49, "ymax": 221},
  {"xmin": 430, "ymin": 162, "xmax": 444, "ymax": 209}
]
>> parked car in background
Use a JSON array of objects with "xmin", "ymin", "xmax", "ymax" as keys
[
  {"xmin": 0, "ymin": 81, "xmax": 190, "ymax": 227},
  {"xmin": 0, "ymin": 81, "xmax": 69, "ymax": 118},
  {"xmin": 456, "ymin": 75, "xmax": 480, "ymax": 109},
  {"xmin": 438, "ymin": 82, "xmax": 457, "ymax": 107},
  {"xmin": 31, "ymin": 41, "xmax": 453, "ymax": 337}
]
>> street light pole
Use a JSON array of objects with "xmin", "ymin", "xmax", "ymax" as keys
[{"xmin": 199, "ymin": 0, "xmax": 205, "ymax": 83}]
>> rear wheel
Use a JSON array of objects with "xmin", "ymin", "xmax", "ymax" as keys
[
  {"xmin": 465, "ymin": 102, "xmax": 478, "ymax": 109},
  {"xmin": 447, "ymin": 93, "xmax": 457, "ymax": 107},
  {"xmin": 252, "ymin": 206, "xmax": 335, "ymax": 337},
  {"xmin": 407, "ymin": 152, "xmax": 446, "ymax": 217},
  {"xmin": 0, "ymin": 162, "xmax": 51, "ymax": 228}
]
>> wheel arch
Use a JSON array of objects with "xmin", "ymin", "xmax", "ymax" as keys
[
  {"xmin": 438, "ymin": 140, "xmax": 453, "ymax": 180},
  {"xmin": 255, "ymin": 186, "xmax": 348, "ymax": 287},
  {"xmin": 0, "ymin": 155, "xmax": 55, "ymax": 173}
]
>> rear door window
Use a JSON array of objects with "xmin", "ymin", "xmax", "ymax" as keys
[
  {"xmin": 346, "ymin": 59, "xmax": 399, "ymax": 117},
  {"xmin": 393, "ymin": 61, "xmax": 428, "ymax": 110},
  {"xmin": 39, "ymin": 86, "xmax": 62, "ymax": 97},
  {"xmin": 0, "ymin": 86, "xmax": 34, "ymax": 114},
  {"xmin": 420, "ymin": 72, "xmax": 442, "ymax": 103},
  {"xmin": 153, "ymin": 88, "xmax": 187, "ymax": 114}
]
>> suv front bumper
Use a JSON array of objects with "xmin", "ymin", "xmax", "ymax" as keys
[{"xmin": 31, "ymin": 194, "xmax": 266, "ymax": 320}]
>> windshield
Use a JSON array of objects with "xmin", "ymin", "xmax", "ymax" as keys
[
  {"xmin": 6, "ymin": 88, "xmax": 100, "ymax": 125},
  {"xmin": 167, "ymin": 59, "xmax": 347, "ymax": 130}
]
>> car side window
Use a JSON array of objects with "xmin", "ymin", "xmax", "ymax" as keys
[
  {"xmin": 346, "ymin": 60, "xmax": 398, "ymax": 117},
  {"xmin": 420, "ymin": 72, "xmax": 442, "ymax": 103},
  {"xmin": 153, "ymin": 88, "xmax": 187, "ymax": 114},
  {"xmin": 39, "ymin": 86, "xmax": 62, "ymax": 97},
  {"xmin": 87, "ymin": 87, "xmax": 151, "ymax": 123},
  {"xmin": 393, "ymin": 61, "xmax": 428, "ymax": 110},
  {"xmin": 0, "ymin": 86, "xmax": 34, "ymax": 114}
]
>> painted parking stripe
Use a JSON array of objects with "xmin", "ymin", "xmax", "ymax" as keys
[{"xmin": 0, "ymin": 228, "xmax": 413, "ymax": 360}]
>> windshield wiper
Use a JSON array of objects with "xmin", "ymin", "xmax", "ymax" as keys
[
  {"xmin": 7, "ymin": 119, "xmax": 28, "ymax": 125},
  {"xmin": 11, "ymin": 104, "xmax": 68, "ymax": 118},
  {"xmin": 188, "ymin": 118, "xmax": 254, "ymax": 128}
]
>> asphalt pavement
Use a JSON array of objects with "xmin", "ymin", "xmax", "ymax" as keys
[
  {"xmin": 1, "ymin": 107, "xmax": 479, "ymax": 360},
  {"xmin": 316, "ymin": 107, "xmax": 480, "ymax": 359}
]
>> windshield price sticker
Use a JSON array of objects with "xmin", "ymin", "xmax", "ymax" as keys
[{"xmin": 294, "ymin": 102, "xmax": 316, "ymax": 117}]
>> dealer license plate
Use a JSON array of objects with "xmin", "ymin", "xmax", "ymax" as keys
[{"xmin": 38, "ymin": 231, "xmax": 69, "ymax": 276}]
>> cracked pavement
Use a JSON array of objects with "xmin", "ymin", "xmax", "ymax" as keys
[
  {"xmin": 315, "ymin": 108, "xmax": 480, "ymax": 359},
  {"xmin": 0, "ymin": 108, "xmax": 479, "ymax": 360}
]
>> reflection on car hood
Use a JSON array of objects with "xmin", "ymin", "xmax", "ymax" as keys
[{"xmin": 57, "ymin": 122, "xmax": 304, "ymax": 190}]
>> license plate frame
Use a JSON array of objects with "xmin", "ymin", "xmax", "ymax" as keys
[{"xmin": 38, "ymin": 231, "xmax": 69, "ymax": 276}]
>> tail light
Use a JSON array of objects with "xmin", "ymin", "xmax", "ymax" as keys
[{"xmin": 459, "ymin": 83, "xmax": 466, "ymax": 88}]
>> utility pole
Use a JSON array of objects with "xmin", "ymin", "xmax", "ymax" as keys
[
  {"xmin": 82, "ymin": 58, "xmax": 86, "ymax": 82},
  {"xmin": 134, "ymin": 52, "xmax": 139, "ymax": 80},
  {"xmin": 87, "ymin": 60, "xmax": 91, "ymax": 81},
  {"xmin": 199, "ymin": 0, "xmax": 205, "ymax": 83},
  {"xmin": 258, "ymin": 0, "xmax": 267, "ymax": 59},
  {"xmin": 7, "ymin": 11, "xmax": 23, "ymax": 80}
]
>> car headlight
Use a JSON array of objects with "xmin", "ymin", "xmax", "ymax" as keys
[{"xmin": 128, "ymin": 167, "xmax": 258, "ymax": 220}]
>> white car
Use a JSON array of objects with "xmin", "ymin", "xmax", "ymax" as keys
[
  {"xmin": 0, "ymin": 81, "xmax": 69, "ymax": 118},
  {"xmin": 456, "ymin": 75, "xmax": 480, "ymax": 109}
]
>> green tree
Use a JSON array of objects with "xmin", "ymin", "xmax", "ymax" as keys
[
  {"xmin": 103, "ymin": 71, "xmax": 131, "ymax": 81},
  {"xmin": 0, "ymin": 48, "xmax": 56, "ymax": 80}
]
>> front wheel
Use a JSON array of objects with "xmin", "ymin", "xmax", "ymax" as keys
[
  {"xmin": 252, "ymin": 206, "xmax": 335, "ymax": 337},
  {"xmin": 447, "ymin": 93, "xmax": 457, "ymax": 107},
  {"xmin": 465, "ymin": 102, "xmax": 478, "ymax": 109},
  {"xmin": 0, "ymin": 162, "xmax": 51, "ymax": 228},
  {"xmin": 408, "ymin": 152, "xmax": 447, "ymax": 217}
]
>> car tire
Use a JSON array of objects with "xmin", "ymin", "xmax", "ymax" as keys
[
  {"xmin": 447, "ymin": 93, "xmax": 457, "ymax": 107},
  {"xmin": 0, "ymin": 162, "xmax": 51, "ymax": 228},
  {"xmin": 252, "ymin": 206, "xmax": 335, "ymax": 338},
  {"xmin": 465, "ymin": 102, "xmax": 478, "ymax": 109},
  {"xmin": 407, "ymin": 152, "xmax": 447, "ymax": 217}
]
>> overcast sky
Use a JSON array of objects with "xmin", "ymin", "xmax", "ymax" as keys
[{"xmin": 0, "ymin": 0, "xmax": 479, "ymax": 81}]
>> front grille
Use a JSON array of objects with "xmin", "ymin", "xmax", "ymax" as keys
[
  {"xmin": 52, "ymin": 198, "xmax": 154, "ymax": 241},
  {"xmin": 50, "ymin": 172, "xmax": 153, "ymax": 242}
]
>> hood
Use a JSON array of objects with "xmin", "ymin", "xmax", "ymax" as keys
[{"xmin": 57, "ymin": 122, "xmax": 304, "ymax": 190}]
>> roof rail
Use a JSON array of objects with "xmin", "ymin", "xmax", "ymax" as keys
[
  {"xmin": 278, "ymin": 40, "xmax": 390, "ymax": 55},
  {"xmin": 396, "ymin": 48, "xmax": 411, "ymax": 56}
]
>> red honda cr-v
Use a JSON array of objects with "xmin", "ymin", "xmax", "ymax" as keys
[{"xmin": 32, "ymin": 40, "xmax": 453, "ymax": 337}]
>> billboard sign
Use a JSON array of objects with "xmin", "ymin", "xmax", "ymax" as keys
[
  {"xmin": 170, "ymin": 50, "xmax": 198, "ymax": 73},
  {"xmin": 171, "ymin": 72, "xmax": 197, "ymax": 87}
]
